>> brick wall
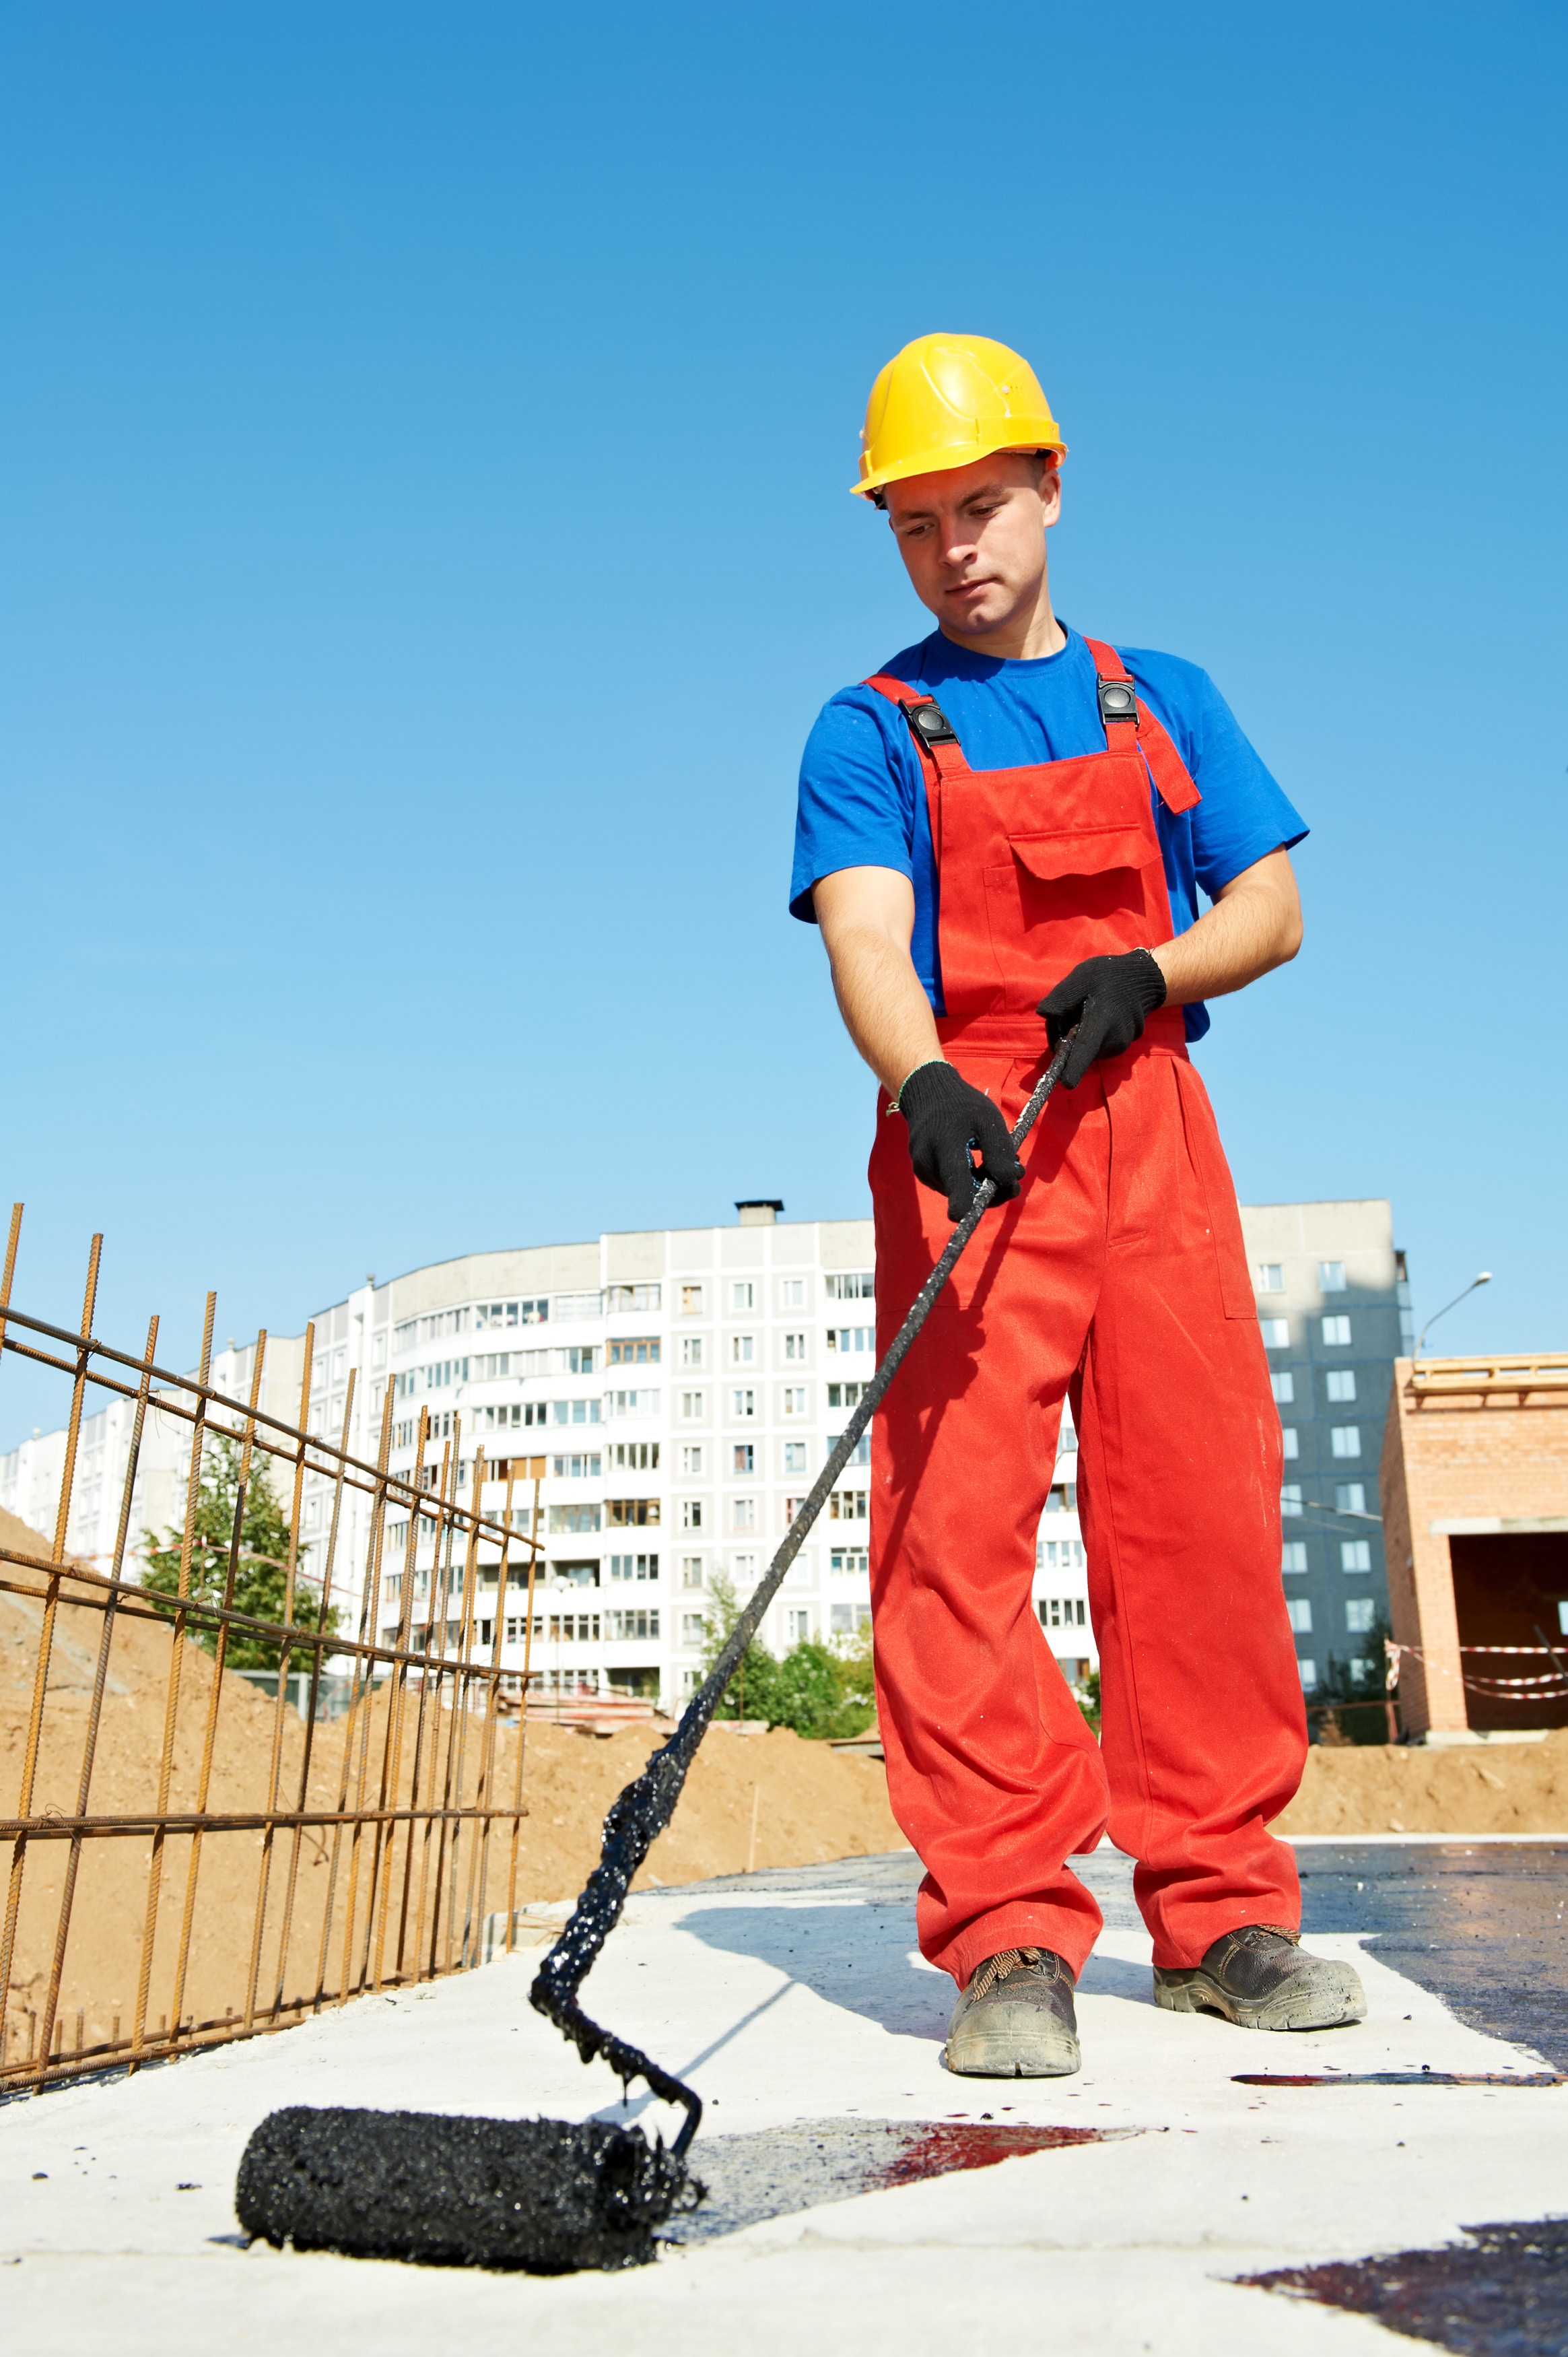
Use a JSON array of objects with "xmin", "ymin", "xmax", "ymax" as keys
[{"xmin": 1379, "ymin": 1358, "xmax": 1568, "ymax": 1735}]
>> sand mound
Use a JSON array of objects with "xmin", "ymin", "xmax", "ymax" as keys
[{"xmin": 1275, "ymin": 1729, "xmax": 1568, "ymax": 1837}]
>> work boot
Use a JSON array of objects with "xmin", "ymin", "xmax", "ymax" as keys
[
  {"xmin": 944, "ymin": 1946, "xmax": 1081, "ymax": 2077},
  {"xmin": 1153, "ymin": 1925, "xmax": 1367, "ymax": 2031}
]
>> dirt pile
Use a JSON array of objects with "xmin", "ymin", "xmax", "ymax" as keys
[
  {"xmin": 1276, "ymin": 1730, "xmax": 1568, "ymax": 1836},
  {"xmin": 0, "ymin": 1506, "xmax": 904, "ymax": 2063}
]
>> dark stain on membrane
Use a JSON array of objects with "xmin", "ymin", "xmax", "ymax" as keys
[
  {"xmin": 1241, "ymin": 2217, "xmax": 1568, "ymax": 2355},
  {"xmin": 662, "ymin": 2118, "xmax": 1140, "ymax": 2245}
]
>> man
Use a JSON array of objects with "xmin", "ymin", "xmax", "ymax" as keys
[{"xmin": 791, "ymin": 333, "xmax": 1364, "ymax": 2077}]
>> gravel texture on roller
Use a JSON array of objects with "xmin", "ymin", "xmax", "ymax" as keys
[{"xmin": 235, "ymin": 2105, "xmax": 698, "ymax": 2271}]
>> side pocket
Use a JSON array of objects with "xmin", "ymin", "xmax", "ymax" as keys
[{"xmin": 1173, "ymin": 1060, "xmax": 1256, "ymax": 1321}]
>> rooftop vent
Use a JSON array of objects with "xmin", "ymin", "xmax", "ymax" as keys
[{"xmin": 735, "ymin": 1199, "xmax": 784, "ymax": 1228}]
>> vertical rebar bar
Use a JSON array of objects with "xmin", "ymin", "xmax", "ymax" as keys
[
  {"xmin": 131, "ymin": 1291, "xmax": 216, "ymax": 2065},
  {"xmin": 32, "ymin": 1313, "xmax": 160, "ymax": 2089},
  {"xmin": 504, "ymin": 1467, "xmax": 543, "ymax": 1954},
  {"xmin": 0, "ymin": 1233, "xmax": 100, "ymax": 2084},
  {"xmin": 322, "ymin": 1383, "xmax": 394, "ymax": 2009}
]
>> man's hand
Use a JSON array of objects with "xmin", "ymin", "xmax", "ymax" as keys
[
  {"xmin": 897, "ymin": 1062, "xmax": 1022, "ymax": 1222},
  {"xmin": 1038, "ymin": 949, "xmax": 1167, "ymax": 1088}
]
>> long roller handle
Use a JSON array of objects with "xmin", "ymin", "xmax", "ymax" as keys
[{"xmin": 532, "ymin": 1034, "xmax": 1075, "ymax": 2156}]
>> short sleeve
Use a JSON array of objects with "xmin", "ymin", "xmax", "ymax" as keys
[{"xmin": 790, "ymin": 689, "xmax": 923, "ymax": 924}]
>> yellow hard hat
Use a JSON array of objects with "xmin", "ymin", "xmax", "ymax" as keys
[{"xmin": 854, "ymin": 333, "xmax": 1066, "ymax": 502}]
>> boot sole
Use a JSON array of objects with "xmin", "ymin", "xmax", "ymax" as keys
[
  {"xmin": 1153, "ymin": 1966, "xmax": 1367, "ymax": 2032},
  {"xmin": 943, "ymin": 2031, "xmax": 1081, "ymax": 2078}
]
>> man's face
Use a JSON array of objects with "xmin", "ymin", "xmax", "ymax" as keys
[{"xmin": 883, "ymin": 453, "xmax": 1060, "ymax": 644}]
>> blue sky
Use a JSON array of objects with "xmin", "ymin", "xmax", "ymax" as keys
[{"xmin": 3, "ymin": 0, "xmax": 1563, "ymax": 1433}]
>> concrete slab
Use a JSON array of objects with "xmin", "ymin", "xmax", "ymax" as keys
[{"xmin": 3, "ymin": 1849, "xmax": 1565, "ymax": 2354}]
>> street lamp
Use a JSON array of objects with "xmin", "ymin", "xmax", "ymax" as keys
[{"xmin": 1415, "ymin": 1271, "xmax": 1493, "ymax": 1359}]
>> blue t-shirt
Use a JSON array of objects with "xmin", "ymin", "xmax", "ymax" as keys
[{"xmin": 790, "ymin": 626, "xmax": 1306, "ymax": 1042}]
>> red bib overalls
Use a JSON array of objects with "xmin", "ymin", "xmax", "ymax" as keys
[{"xmin": 863, "ymin": 638, "xmax": 1307, "ymax": 1985}]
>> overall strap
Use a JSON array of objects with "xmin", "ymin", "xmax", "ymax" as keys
[
  {"xmin": 863, "ymin": 672, "xmax": 969, "ymax": 872},
  {"xmin": 1080, "ymin": 636, "xmax": 1201, "ymax": 816},
  {"xmin": 863, "ymin": 674, "xmax": 971, "ymax": 784}
]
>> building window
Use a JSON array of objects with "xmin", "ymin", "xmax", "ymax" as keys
[
  {"xmin": 607, "ymin": 1607, "xmax": 660, "ymax": 1640},
  {"xmin": 830, "ymin": 1547, "xmax": 868, "ymax": 1575},
  {"xmin": 681, "ymin": 1336, "xmax": 704, "ymax": 1368},
  {"xmin": 1037, "ymin": 1597, "xmax": 1087, "ymax": 1630},
  {"xmin": 732, "ymin": 1498, "xmax": 756, "ymax": 1531},
  {"xmin": 1282, "ymin": 1541, "xmax": 1308, "ymax": 1573},
  {"xmin": 1319, "ymin": 1261, "xmax": 1347, "ymax": 1292},
  {"xmin": 831, "ymin": 1601, "xmax": 873, "ymax": 1633},
  {"xmin": 606, "ymin": 1498, "xmax": 660, "ymax": 1527},
  {"xmin": 605, "ymin": 1284, "xmax": 661, "ymax": 1313},
  {"xmin": 783, "ymin": 1496, "xmax": 807, "ymax": 1525},
  {"xmin": 1341, "ymin": 1539, "xmax": 1372, "ymax": 1573},
  {"xmin": 1322, "ymin": 1316, "xmax": 1351, "ymax": 1346},
  {"xmin": 829, "ymin": 1490, "xmax": 868, "ymax": 1521},
  {"xmin": 1256, "ymin": 1263, "xmax": 1284, "ymax": 1292},
  {"xmin": 679, "ymin": 1284, "xmax": 705, "ymax": 1315},
  {"xmin": 782, "ymin": 1386, "xmax": 807, "ymax": 1417},
  {"xmin": 780, "ymin": 1278, "xmax": 806, "ymax": 1308},
  {"xmin": 681, "ymin": 1500, "xmax": 704, "ymax": 1531},
  {"xmin": 608, "ymin": 1337, "xmax": 660, "ymax": 1366},
  {"xmin": 1281, "ymin": 1484, "xmax": 1303, "ymax": 1516},
  {"xmin": 1349, "ymin": 1657, "xmax": 1374, "ymax": 1686},
  {"xmin": 681, "ymin": 1445, "xmax": 704, "ymax": 1475},
  {"xmin": 1281, "ymin": 1428, "xmax": 1299, "ymax": 1460},
  {"xmin": 731, "ymin": 1389, "xmax": 755, "ymax": 1418},
  {"xmin": 827, "ymin": 1327, "xmax": 874, "ymax": 1356},
  {"xmin": 1345, "ymin": 1596, "xmax": 1375, "ymax": 1633},
  {"xmin": 682, "ymin": 1612, "xmax": 706, "ymax": 1642},
  {"xmin": 608, "ymin": 1552, "xmax": 659, "ymax": 1582},
  {"xmin": 830, "ymin": 1431, "xmax": 872, "ymax": 1467},
  {"xmin": 1037, "ymin": 1537, "xmax": 1086, "ymax": 1571},
  {"xmin": 784, "ymin": 1332, "xmax": 807, "ymax": 1360},
  {"xmin": 1287, "ymin": 1599, "xmax": 1312, "ymax": 1634},
  {"xmin": 549, "ymin": 1453, "xmax": 601, "ymax": 1480},
  {"xmin": 1330, "ymin": 1426, "xmax": 1361, "ymax": 1459},
  {"xmin": 555, "ymin": 1292, "xmax": 604, "ymax": 1322},
  {"xmin": 608, "ymin": 1440, "xmax": 658, "ymax": 1471},
  {"xmin": 731, "ymin": 1281, "xmax": 755, "ymax": 1311},
  {"xmin": 607, "ymin": 1388, "xmax": 661, "ymax": 1419},
  {"xmin": 551, "ymin": 1398, "xmax": 601, "ymax": 1426},
  {"xmin": 787, "ymin": 1609, "xmax": 811, "ymax": 1643},
  {"xmin": 547, "ymin": 1504, "xmax": 601, "ymax": 1535},
  {"xmin": 826, "ymin": 1381, "xmax": 864, "ymax": 1409},
  {"xmin": 732, "ymin": 1444, "xmax": 754, "ymax": 1474},
  {"xmin": 681, "ymin": 1556, "xmax": 704, "ymax": 1589},
  {"xmin": 783, "ymin": 1440, "xmax": 807, "ymax": 1474},
  {"xmin": 825, "ymin": 1272, "xmax": 874, "ymax": 1301},
  {"xmin": 680, "ymin": 1391, "xmax": 705, "ymax": 1420},
  {"xmin": 1261, "ymin": 1319, "xmax": 1290, "ymax": 1349},
  {"xmin": 1270, "ymin": 1372, "xmax": 1295, "ymax": 1404},
  {"xmin": 1336, "ymin": 1482, "xmax": 1367, "ymax": 1513},
  {"xmin": 1326, "ymin": 1369, "xmax": 1357, "ymax": 1403},
  {"xmin": 731, "ymin": 1335, "xmax": 755, "ymax": 1365},
  {"xmin": 1297, "ymin": 1659, "xmax": 1318, "ymax": 1692}
]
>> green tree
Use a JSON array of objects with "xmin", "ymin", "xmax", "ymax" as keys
[
  {"xmin": 141, "ymin": 1436, "xmax": 339, "ymax": 1670},
  {"xmin": 697, "ymin": 1570, "xmax": 780, "ymax": 1723}
]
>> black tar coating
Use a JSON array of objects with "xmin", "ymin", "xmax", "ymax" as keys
[
  {"xmin": 235, "ymin": 2106, "xmax": 702, "ymax": 2272},
  {"xmin": 1243, "ymin": 2218, "xmax": 1568, "ymax": 2354}
]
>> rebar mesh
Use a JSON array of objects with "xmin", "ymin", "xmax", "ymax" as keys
[{"xmin": 0, "ymin": 1205, "xmax": 542, "ymax": 2092}]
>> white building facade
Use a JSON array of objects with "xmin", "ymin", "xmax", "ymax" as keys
[{"xmin": 295, "ymin": 1205, "xmax": 1091, "ymax": 1708}]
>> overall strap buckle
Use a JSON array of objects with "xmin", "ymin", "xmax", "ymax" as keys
[
  {"xmin": 898, "ymin": 696, "xmax": 959, "ymax": 750},
  {"xmin": 1097, "ymin": 675, "xmax": 1138, "ymax": 729}
]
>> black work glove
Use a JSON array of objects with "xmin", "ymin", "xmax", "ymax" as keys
[
  {"xmin": 897, "ymin": 1061, "xmax": 1023, "ymax": 1223},
  {"xmin": 1037, "ymin": 948, "xmax": 1167, "ymax": 1089}
]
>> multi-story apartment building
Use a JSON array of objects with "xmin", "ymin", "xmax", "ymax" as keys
[
  {"xmin": 2, "ymin": 1196, "xmax": 1405, "ymax": 1717},
  {"xmin": 0, "ymin": 1334, "xmax": 308, "ymax": 1576},
  {"xmin": 1238, "ymin": 1198, "xmax": 1410, "ymax": 1698},
  {"xmin": 298, "ymin": 1205, "xmax": 1091, "ymax": 1708}
]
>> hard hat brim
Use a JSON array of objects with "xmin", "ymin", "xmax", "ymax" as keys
[{"xmin": 853, "ymin": 426, "xmax": 1067, "ymax": 500}]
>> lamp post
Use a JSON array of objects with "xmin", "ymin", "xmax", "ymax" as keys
[{"xmin": 1415, "ymin": 1271, "xmax": 1492, "ymax": 1359}]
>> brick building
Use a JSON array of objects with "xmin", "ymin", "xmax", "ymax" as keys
[{"xmin": 1380, "ymin": 1354, "xmax": 1568, "ymax": 1738}]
